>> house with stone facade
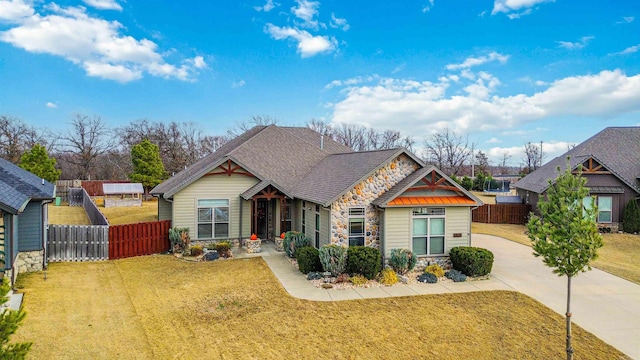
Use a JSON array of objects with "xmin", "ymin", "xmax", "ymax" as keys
[
  {"xmin": 515, "ymin": 127, "xmax": 640, "ymax": 232},
  {"xmin": 151, "ymin": 125, "xmax": 482, "ymax": 260},
  {"xmin": 0, "ymin": 157, "xmax": 55, "ymax": 285}
]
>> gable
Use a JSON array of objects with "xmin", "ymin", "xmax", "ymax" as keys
[
  {"xmin": 373, "ymin": 166, "xmax": 482, "ymax": 208},
  {"xmin": 204, "ymin": 159, "xmax": 255, "ymax": 178}
]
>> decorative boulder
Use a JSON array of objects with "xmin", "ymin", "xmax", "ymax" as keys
[{"xmin": 204, "ymin": 251, "xmax": 220, "ymax": 261}]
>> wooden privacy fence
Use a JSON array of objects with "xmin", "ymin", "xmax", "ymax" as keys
[
  {"xmin": 472, "ymin": 204, "xmax": 531, "ymax": 225},
  {"xmin": 48, "ymin": 225, "xmax": 109, "ymax": 262},
  {"xmin": 109, "ymin": 220, "xmax": 171, "ymax": 259},
  {"xmin": 47, "ymin": 220, "xmax": 171, "ymax": 262}
]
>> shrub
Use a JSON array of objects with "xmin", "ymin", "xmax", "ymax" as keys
[
  {"xmin": 346, "ymin": 246, "xmax": 382, "ymax": 279},
  {"xmin": 336, "ymin": 273, "xmax": 350, "ymax": 283},
  {"xmin": 319, "ymin": 244, "xmax": 348, "ymax": 276},
  {"xmin": 190, "ymin": 245, "xmax": 203, "ymax": 256},
  {"xmin": 379, "ymin": 268, "xmax": 398, "ymax": 285},
  {"xmin": 284, "ymin": 231, "xmax": 312, "ymax": 258},
  {"xmin": 295, "ymin": 246, "xmax": 322, "ymax": 274},
  {"xmin": 449, "ymin": 246, "xmax": 494, "ymax": 276},
  {"xmin": 169, "ymin": 227, "xmax": 190, "ymax": 253},
  {"xmin": 424, "ymin": 264, "xmax": 445, "ymax": 278},
  {"xmin": 445, "ymin": 269, "xmax": 467, "ymax": 282},
  {"xmin": 388, "ymin": 248, "xmax": 417, "ymax": 275},
  {"xmin": 350, "ymin": 274, "xmax": 368, "ymax": 286},
  {"xmin": 623, "ymin": 199, "xmax": 640, "ymax": 233},
  {"xmin": 417, "ymin": 272, "xmax": 438, "ymax": 284},
  {"xmin": 215, "ymin": 241, "xmax": 231, "ymax": 258},
  {"xmin": 205, "ymin": 243, "xmax": 217, "ymax": 250}
]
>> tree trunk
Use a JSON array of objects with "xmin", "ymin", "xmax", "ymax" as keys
[{"xmin": 566, "ymin": 275, "xmax": 574, "ymax": 360}]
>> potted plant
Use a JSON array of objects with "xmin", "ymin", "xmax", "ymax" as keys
[
  {"xmin": 275, "ymin": 232, "xmax": 286, "ymax": 252},
  {"xmin": 246, "ymin": 233, "xmax": 261, "ymax": 253}
]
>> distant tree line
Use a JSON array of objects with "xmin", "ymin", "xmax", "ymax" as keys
[{"xmin": 0, "ymin": 113, "xmax": 550, "ymax": 182}]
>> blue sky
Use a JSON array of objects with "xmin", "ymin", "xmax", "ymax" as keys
[{"xmin": 0, "ymin": 0, "xmax": 639, "ymax": 166}]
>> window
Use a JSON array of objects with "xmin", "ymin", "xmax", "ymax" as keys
[
  {"xmin": 597, "ymin": 196, "xmax": 612, "ymax": 223},
  {"xmin": 315, "ymin": 206, "xmax": 320, "ymax": 248},
  {"xmin": 197, "ymin": 199, "xmax": 229, "ymax": 239},
  {"xmin": 412, "ymin": 208, "xmax": 445, "ymax": 256},
  {"xmin": 348, "ymin": 207, "xmax": 365, "ymax": 246},
  {"xmin": 283, "ymin": 200, "xmax": 292, "ymax": 232},
  {"xmin": 302, "ymin": 201, "xmax": 306, "ymax": 234}
]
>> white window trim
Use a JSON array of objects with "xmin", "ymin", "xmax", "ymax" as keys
[
  {"xmin": 196, "ymin": 198, "xmax": 230, "ymax": 239},
  {"xmin": 411, "ymin": 208, "xmax": 446, "ymax": 256},
  {"xmin": 348, "ymin": 206, "xmax": 366, "ymax": 247},
  {"xmin": 597, "ymin": 196, "xmax": 613, "ymax": 224}
]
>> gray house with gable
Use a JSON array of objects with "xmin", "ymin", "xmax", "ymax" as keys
[{"xmin": 0, "ymin": 157, "xmax": 55, "ymax": 285}]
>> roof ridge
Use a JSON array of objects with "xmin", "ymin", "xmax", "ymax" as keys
[{"xmin": 280, "ymin": 126, "xmax": 337, "ymax": 155}]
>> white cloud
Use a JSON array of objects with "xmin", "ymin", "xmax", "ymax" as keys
[
  {"xmin": 422, "ymin": 0, "xmax": 435, "ymax": 13},
  {"xmin": 613, "ymin": 44, "xmax": 640, "ymax": 55},
  {"xmin": 291, "ymin": 0, "xmax": 320, "ymax": 29},
  {"xmin": 0, "ymin": 4, "xmax": 205, "ymax": 82},
  {"xmin": 232, "ymin": 80, "xmax": 245, "ymax": 88},
  {"xmin": 486, "ymin": 137, "xmax": 500, "ymax": 143},
  {"xmin": 445, "ymin": 52, "xmax": 509, "ymax": 70},
  {"xmin": 329, "ymin": 13, "xmax": 349, "ymax": 31},
  {"xmin": 492, "ymin": 0, "xmax": 554, "ymax": 18},
  {"xmin": 328, "ymin": 69, "xmax": 640, "ymax": 143},
  {"xmin": 557, "ymin": 35, "xmax": 594, "ymax": 50},
  {"xmin": 265, "ymin": 23, "xmax": 336, "ymax": 57},
  {"xmin": 534, "ymin": 80, "xmax": 547, "ymax": 86},
  {"xmin": 254, "ymin": 0, "xmax": 278, "ymax": 12},
  {"xmin": 82, "ymin": 0, "xmax": 122, "ymax": 11},
  {"xmin": 0, "ymin": 0, "xmax": 34, "ymax": 22},
  {"xmin": 617, "ymin": 16, "xmax": 634, "ymax": 24},
  {"xmin": 46, "ymin": 101, "xmax": 58, "ymax": 108}
]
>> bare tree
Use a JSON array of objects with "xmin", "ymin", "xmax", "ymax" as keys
[
  {"xmin": 0, "ymin": 115, "xmax": 45, "ymax": 163},
  {"xmin": 523, "ymin": 142, "xmax": 544, "ymax": 174},
  {"xmin": 307, "ymin": 118, "xmax": 335, "ymax": 137},
  {"xmin": 422, "ymin": 128, "xmax": 474, "ymax": 176},
  {"xmin": 59, "ymin": 114, "xmax": 115, "ymax": 180},
  {"xmin": 475, "ymin": 150, "xmax": 490, "ymax": 175},
  {"xmin": 499, "ymin": 151, "xmax": 512, "ymax": 176},
  {"xmin": 227, "ymin": 115, "xmax": 279, "ymax": 137},
  {"xmin": 306, "ymin": 120, "xmax": 413, "ymax": 152}
]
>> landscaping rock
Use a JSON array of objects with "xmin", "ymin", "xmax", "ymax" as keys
[{"xmin": 204, "ymin": 251, "xmax": 219, "ymax": 261}]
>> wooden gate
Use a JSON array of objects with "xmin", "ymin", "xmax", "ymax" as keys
[
  {"xmin": 108, "ymin": 220, "xmax": 171, "ymax": 259},
  {"xmin": 472, "ymin": 204, "xmax": 531, "ymax": 225}
]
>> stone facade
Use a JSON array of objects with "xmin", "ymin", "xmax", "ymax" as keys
[
  {"xmin": 330, "ymin": 154, "xmax": 419, "ymax": 247},
  {"xmin": 15, "ymin": 250, "xmax": 44, "ymax": 275}
]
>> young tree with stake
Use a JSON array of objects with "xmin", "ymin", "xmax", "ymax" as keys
[{"xmin": 526, "ymin": 159, "xmax": 603, "ymax": 360}]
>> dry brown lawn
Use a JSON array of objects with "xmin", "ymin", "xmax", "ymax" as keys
[
  {"xmin": 15, "ymin": 256, "xmax": 627, "ymax": 359},
  {"xmin": 472, "ymin": 222, "xmax": 640, "ymax": 284},
  {"xmin": 471, "ymin": 191, "xmax": 496, "ymax": 204},
  {"xmin": 47, "ymin": 206, "xmax": 91, "ymax": 225},
  {"xmin": 99, "ymin": 199, "xmax": 158, "ymax": 225}
]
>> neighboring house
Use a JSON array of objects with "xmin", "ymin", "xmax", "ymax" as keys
[
  {"xmin": 0, "ymin": 157, "xmax": 55, "ymax": 285},
  {"xmin": 151, "ymin": 125, "xmax": 482, "ymax": 260},
  {"xmin": 515, "ymin": 127, "xmax": 640, "ymax": 232}
]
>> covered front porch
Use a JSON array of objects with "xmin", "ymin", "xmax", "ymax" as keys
[{"xmin": 242, "ymin": 182, "xmax": 293, "ymax": 241}]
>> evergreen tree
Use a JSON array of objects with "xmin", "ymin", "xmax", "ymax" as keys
[
  {"xmin": 18, "ymin": 144, "xmax": 61, "ymax": 183},
  {"xmin": 622, "ymin": 199, "xmax": 640, "ymax": 233},
  {"xmin": 130, "ymin": 139, "xmax": 166, "ymax": 194},
  {"xmin": 0, "ymin": 278, "xmax": 32, "ymax": 359},
  {"xmin": 527, "ymin": 160, "xmax": 603, "ymax": 360}
]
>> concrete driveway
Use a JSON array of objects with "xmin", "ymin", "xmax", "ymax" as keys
[{"xmin": 473, "ymin": 234, "xmax": 640, "ymax": 359}]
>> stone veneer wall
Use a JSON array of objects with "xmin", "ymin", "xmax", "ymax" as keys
[
  {"xmin": 330, "ymin": 154, "xmax": 419, "ymax": 247},
  {"xmin": 15, "ymin": 250, "xmax": 44, "ymax": 275}
]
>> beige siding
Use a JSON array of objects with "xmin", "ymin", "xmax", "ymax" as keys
[
  {"xmin": 383, "ymin": 208, "xmax": 411, "ymax": 258},
  {"xmin": 382, "ymin": 206, "xmax": 471, "ymax": 257},
  {"xmin": 172, "ymin": 174, "xmax": 258, "ymax": 239},
  {"xmin": 320, "ymin": 208, "xmax": 330, "ymax": 247},
  {"xmin": 444, "ymin": 207, "xmax": 471, "ymax": 252},
  {"xmin": 158, "ymin": 198, "xmax": 172, "ymax": 221}
]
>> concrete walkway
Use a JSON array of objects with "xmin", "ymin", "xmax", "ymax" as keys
[{"xmin": 239, "ymin": 237, "xmax": 640, "ymax": 359}]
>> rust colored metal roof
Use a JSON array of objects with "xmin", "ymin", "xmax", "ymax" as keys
[{"xmin": 388, "ymin": 196, "xmax": 476, "ymax": 206}]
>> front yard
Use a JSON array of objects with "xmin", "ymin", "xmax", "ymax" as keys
[
  {"xmin": 14, "ymin": 256, "xmax": 625, "ymax": 359},
  {"xmin": 472, "ymin": 222, "xmax": 640, "ymax": 284}
]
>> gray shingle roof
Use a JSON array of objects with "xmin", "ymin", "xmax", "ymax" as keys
[
  {"xmin": 292, "ymin": 148, "xmax": 424, "ymax": 206},
  {"xmin": 0, "ymin": 157, "xmax": 56, "ymax": 214},
  {"xmin": 372, "ymin": 165, "xmax": 483, "ymax": 207},
  {"xmin": 151, "ymin": 125, "xmax": 353, "ymax": 199},
  {"xmin": 515, "ymin": 127, "xmax": 640, "ymax": 194}
]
